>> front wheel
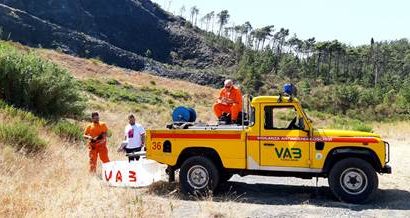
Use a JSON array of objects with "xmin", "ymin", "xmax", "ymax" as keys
[
  {"xmin": 179, "ymin": 156, "xmax": 220, "ymax": 195},
  {"xmin": 328, "ymin": 158, "xmax": 378, "ymax": 204}
]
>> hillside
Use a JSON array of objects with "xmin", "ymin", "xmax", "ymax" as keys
[
  {"xmin": 1, "ymin": 0, "xmax": 409, "ymax": 120},
  {"xmin": 1, "ymin": 41, "xmax": 410, "ymax": 217},
  {"xmin": 0, "ymin": 0, "xmax": 234, "ymax": 86}
]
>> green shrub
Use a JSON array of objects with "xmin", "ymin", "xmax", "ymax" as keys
[
  {"xmin": 330, "ymin": 116, "xmax": 373, "ymax": 132},
  {"xmin": 107, "ymin": 79, "xmax": 120, "ymax": 85},
  {"xmin": 81, "ymin": 79, "xmax": 163, "ymax": 104},
  {"xmin": 0, "ymin": 42, "xmax": 85, "ymax": 117},
  {"xmin": 0, "ymin": 122, "xmax": 46, "ymax": 152},
  {"xmin": 0, "ymin": 99, "xmax": 46, "ymax": 127},
  {"xmin": 351, "ymin": 122, "xmax": 373, "ymax": 132},
  {"xmin": 52, "ymin": 120, "xmax": 83, "ymax": 142},
  {"xmin": 169, "ymin": 90, "xmax": 191, "ymax": 100},
  {"xmin": 332, "ymin": 85, "xmax": 360, "ymax": 114}
]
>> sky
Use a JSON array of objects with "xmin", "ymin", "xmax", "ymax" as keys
[{"xmin": 152, "ymin": 0, "xmax": 410, "ymax": 46}]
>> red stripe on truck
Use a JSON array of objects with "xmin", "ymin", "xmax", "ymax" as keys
[
  {"xmin": 247, "ymin": 136, "xmax": 378, "ymax": 143},
  {"xmin": 151, "ymin": 133, "xmax": 242, "ymax": 140},
  {"xmin": 151, "ymin": 133, "xmax": 377, "ymax": 143}
]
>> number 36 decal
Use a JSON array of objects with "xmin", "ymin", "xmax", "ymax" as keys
[{"xmin": 152, "ymin": 142, "xmax": 162, "ymax": 150}]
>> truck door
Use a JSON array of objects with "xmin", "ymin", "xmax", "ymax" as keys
[{"xmin": 259, "ymin": 104, "xmax": 310, "ymax": 168}]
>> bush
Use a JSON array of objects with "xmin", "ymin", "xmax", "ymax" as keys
[
  {"xmin": 52, "ymin": 120, "xmax": 83, "ymax": 142},
  {"xmin": 81, "ymin": 79, "xmax": 163, "ymax": 104},
  {"xmin": 0, "ymin": 42, "xmax": 85, "ymax": 117},
  {"xmin": 107, "ymin": 79, "xmax": 120, "ymax": 85},
  {"xmin": 0, "ymin": 99, "xmax": 46, "ymax": 127},
  {"xmin": 169, "ymin": 90, "xmax": 191, "ymax": 100},
  {"xmin": 330, "ymin": 116, "xmax": 373, "ymax": 132},
  {"xmin": 332, "ymin": 85, "xmax": 360, "ymax": 114},
  {"xmin": 351, "ymin": 122, "xmax": 373, "ymax": 132},
  {"xmin": 0, "ymin": 122, "xmax": 46, "ymax": 152}
]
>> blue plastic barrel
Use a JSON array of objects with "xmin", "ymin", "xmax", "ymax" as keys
[
  {"xmin": 283, "ymin": 83, "xmax": 297, "ymax": 96},
  {"xmin": 172, "ymin": 106, "xmax": 197, "ymax": 122},
  {"xmin": 187, "ymin": 107, "xmax": 197, "ymax": 122}
]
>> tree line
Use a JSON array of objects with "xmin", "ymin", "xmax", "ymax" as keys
[{"xmin": 163, "ymin": 3, "xmax": 410, "ymax": 121}]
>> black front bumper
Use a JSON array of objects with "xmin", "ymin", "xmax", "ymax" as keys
[{"xmin": 381, "ymin": 164, "xmax": 392, "ymax": 174}]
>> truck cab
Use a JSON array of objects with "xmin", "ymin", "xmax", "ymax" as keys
[{"xmin": 146, "ymin": 95, "xmax": 391, "ymax": 203}]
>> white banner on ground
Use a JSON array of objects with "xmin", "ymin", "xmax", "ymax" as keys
[{"xmin": 102, "ymin": 160, "xmax": 163, "ymax": 187}]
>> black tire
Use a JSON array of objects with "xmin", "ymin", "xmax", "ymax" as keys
[
  {"xmin": 328, "ymin": 157, "xmax": 378, "ymax": 204},
  {"xmin": 179, "ymin": 156, "xmax": 220, "ymax": 195},
  {"xmin": 220, "ymin": 172, "xmax": 234, "ymax": 183}
]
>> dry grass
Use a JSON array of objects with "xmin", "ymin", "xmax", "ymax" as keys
[
  {"xmin": 38, "ymin": 49, "xmax": 219, "ymax": 126},
  {"xmin": 1, "ymin": 115, "xmax": 407, "ymax": 217},
  {"xmin": 372, "ymin": 121, "xmax": 410, "ymax": 141},
  {"xmin": 0, "ymin": 137, "xmax": 242, "ymax": 217},
  {"xmin": 38, "ymin": 49, "xmax": 218, "ymax": 99},
  {"xmin": 0, "ymin": 48, "xmax": 240, "ymax": 217}
]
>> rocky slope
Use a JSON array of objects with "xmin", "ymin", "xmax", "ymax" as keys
[{"xmin": 0, "ymin": 0, "xmax": 233, "ymax": 86}]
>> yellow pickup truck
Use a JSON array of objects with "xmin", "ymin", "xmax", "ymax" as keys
[{"xmin": 146, "ymin": 95, "xmax": 391, "ymax": 203}]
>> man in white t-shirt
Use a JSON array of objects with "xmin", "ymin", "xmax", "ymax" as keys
[{"xmin": 122, "ymin": 114, "xmax": 146, "ymax": 161}]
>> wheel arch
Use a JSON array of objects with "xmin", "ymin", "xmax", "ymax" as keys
[
  {"xmin": 175, "ymin": 147, "xmax": 224, "ymax": 170},
  {"xmin": 323, "ymin": 147, "xmax": 382, "ymax": 174}
]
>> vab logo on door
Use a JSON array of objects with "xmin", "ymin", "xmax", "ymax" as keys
[{"xmin": 274, "ymin": 147, "xmax": 302, "ymax": 160}]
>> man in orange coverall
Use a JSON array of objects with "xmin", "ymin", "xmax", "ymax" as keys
[
  {"xmin": 213, "ymin": 79, "xmax": 243, "ymax": 123},
  {"xmin": 83, "ymin": 112, "xmax": 110, "ymax": 173}
]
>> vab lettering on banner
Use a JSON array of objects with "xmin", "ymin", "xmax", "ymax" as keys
[{"xmin": 102, "ymin": 160, "xmax": 163, "ymax": 187}]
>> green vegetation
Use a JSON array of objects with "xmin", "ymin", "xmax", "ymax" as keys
[
  {"xmin": 330, "ymin": 116, "xmax": 373, "ymax": 133},
  {"xmin": 308, "ymin": 110, "xmax": 373, "ymax": 132},
  {"xmin": 52, "ymin": 120, "xmax": 83, "ymax": 142},
  {"xmin": 0, "ymin": 99, "xmax": 46, "ymax": 127},
  {"xmin": 81, "ymin": 79, "xmax": 163, "ymax": 104},
  {"xmin": 0, "ymin": 122, "xmax": 46, "ymax": 152},
  {"xmin": 234, "ymin": 42, "xmax": 410, "ymax": 121},
  {"xmin": 175, "ymin": 5, "xmax": 410, "ymax": 121},
  {"xmin": 81, "ymin": 79, "xmax": 192, "ymax": 105},
  {"xmin": 0, "ymin": 98, "xmax": 82, "ymax": 145},
  {"xmin": 0, "ymin": 41, "xmax": 85, "ymax": 117}
]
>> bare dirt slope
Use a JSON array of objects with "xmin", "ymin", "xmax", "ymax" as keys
[{"xmin": 1, "ymin": 48, "xmax": 409, "ymax": 217}]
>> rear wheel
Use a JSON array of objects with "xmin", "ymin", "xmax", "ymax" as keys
[
  {"xmin": 328, "ymin": 158, "xmax": 378, "ymax": 204},
  {"xmin": 220, "ymin": 172, "xmax": 234, "ymax": 183},
  {"xmin": 179, "ymin": 156, "xmax": 220, "ymax": 195}
]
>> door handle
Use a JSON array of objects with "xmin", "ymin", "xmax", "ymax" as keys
[{"xmin": 264, "ymin": 143, "xmax": 275, "ymax": 146}]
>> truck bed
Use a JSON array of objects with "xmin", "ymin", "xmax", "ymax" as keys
[
  {"xmin": 187, "ymin": 123, "xmax": 248, "ymax": 130},
  {"xmin": 146, "ymin": 127, "xmax": 247, "ymax": 169}
]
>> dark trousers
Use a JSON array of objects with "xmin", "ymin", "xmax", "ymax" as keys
[{"xmin": 125, "ymin": 147, "xmax": 142, "ymax": 162}]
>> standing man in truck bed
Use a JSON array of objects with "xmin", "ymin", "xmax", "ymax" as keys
[{"xmin": 213, "ymin": 79, "xmax": 242, "ymax": 123}]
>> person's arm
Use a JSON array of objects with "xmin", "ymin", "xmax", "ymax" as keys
[
  {"xmin": 141, "ymin": 133, "xmax": 146, "ymax": 147},
  {"xmin": 123, "ymin": 125, "xmax": 128, "ymax": 141},
  {"xmin": 233, "ymin": 88, "xmax": 243, "ymax": 105},
  {"xmin": 140, "ymin": 126, "xmax": 146, "ymax": 147},
  {"xmin": 94, "ymin": 124, "xmax": 107, "ymax": 141},
  {"xmin": 101, "ymin": 124, "xmax": 108, "ymax": 139},
  {"xmin": 216, "ymin": 89, "xmax": 224, "ymax": 103},
  {"xmin": 83, "ymin": 126, "xmax": 92, "ymax": 140},
  {"xmin": 222, "ymin": 88, "xmax": 242, "ymax": 104},
  {"xmin": 224, "ymin": 98, "xmax": 235, "ymax": 104}
]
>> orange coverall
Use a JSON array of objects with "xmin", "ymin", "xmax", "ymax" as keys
[
  {"xmin": 84, "ymin": 122, "xmax": 110, "ymax": 172},
  {"xmin": 213, "ymin": 86, "xmax": 243, "ymax": 121}
]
